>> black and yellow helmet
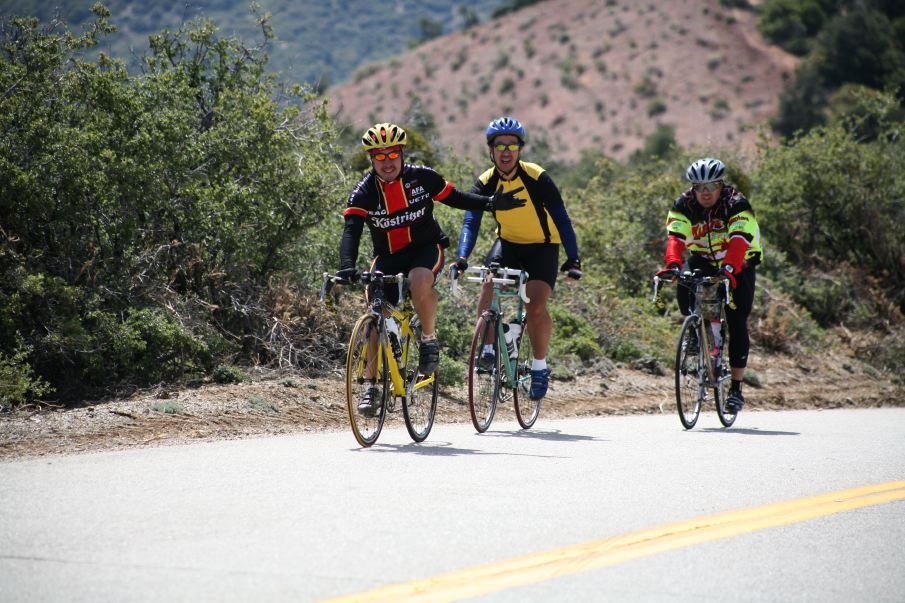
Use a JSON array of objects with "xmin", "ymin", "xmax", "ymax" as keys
[{"xmin": 361, "ymin": 123, "xmax": 407, "ymax": 151}]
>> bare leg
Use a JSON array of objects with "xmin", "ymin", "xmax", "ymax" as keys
[
  {"xmin": 524, "ymin": 280, "xmax": 553, "ymax": 359},
  {"xmin": 408, "ymin": 267, "xmax": 438, "ymax": 337}
]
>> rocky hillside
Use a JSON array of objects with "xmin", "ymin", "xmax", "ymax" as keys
[{"xmin": 328, "ymin": 0, "xmax": 799, "ymax": 163}]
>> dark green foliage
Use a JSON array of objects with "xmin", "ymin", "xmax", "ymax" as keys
[
  {"xmin": 756, "ymin": 89, "xmax": 905, "ymax": 318},
  {"xmin": 758, "ymin": 0, "xmax": 835, "ymax": 55},
  {"xmin": 815, "ymin": 8, "xmax": 905, "ymax": 93},
  {"xmin": 0, "ymin": 10, "xmax": 348, "ymax": 404},
  {"xmin": 772, "ymin": 62, "xmax": 829, "ymax": 137}
]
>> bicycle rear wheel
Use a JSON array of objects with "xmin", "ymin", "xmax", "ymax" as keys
[
  {"xmin": 467, "ymin": 312, "xmax": 500, "ymax": 432},
  {"xmin": 512, "ymin": 322, "xmax": 540, "ymax": 429},
  {"xmin": 346, "ymin": 315, "xmax": 388, "ymax": 447},
  {"xmin": 675, "ymin": 316, "xmax": 703, "ymax": 429},
  {"xmin": 714, "ymin": 339, "xmax": 736, "ymax": 427},
  {"xmin": 402, "ymin": 320, "xmax": 438, "ymax": 442}
]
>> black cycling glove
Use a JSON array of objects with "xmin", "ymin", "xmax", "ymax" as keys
[{"xmin": 486, "ymin": 185, "xmax": 526, "ymax": 212}]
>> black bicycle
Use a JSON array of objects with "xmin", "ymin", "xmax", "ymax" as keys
[{"xmin": 653, "ymin": 268, "xmax": 737, "ymax": 429}]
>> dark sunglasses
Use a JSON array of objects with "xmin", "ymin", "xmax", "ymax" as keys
[
  {"xmin": 493, "ymin": 143, "xmax": 521, "ymax": 152},
  {"xmin": 692, "ymin": 181, "xmax": 721, "ymax": 192},
  {"xmin": 370, "ymin": 151, "xmax": 401, "ymax": 161}
]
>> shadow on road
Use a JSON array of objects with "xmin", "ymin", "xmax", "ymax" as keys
[
  {"xmin": 354, "ymin": 442, "xmax": 564, "ymax": 458},
  {"xmin": 481, "ymin": 428, "xmax": 606, "ymax": 443},
  {"xmin": 699, "ymin": 427, "xmax": 800, "ymax": 436}
]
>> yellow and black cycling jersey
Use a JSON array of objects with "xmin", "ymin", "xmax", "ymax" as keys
[
  {"xmin": 457, "ymin": 160, "xmax": 579, "ymax": 261},
  {"xmin": 666, "ymin": 185, "xmax": 763, "ymax": 267},
  {"xmin": 471, "ymin": 161, "xmax": 564, "ymax": 245}
]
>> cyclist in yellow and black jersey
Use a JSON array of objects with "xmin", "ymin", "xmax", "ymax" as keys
[
  {"xmin": 337, "ymin": 123, "xmax": 524, "ymax": 415},
  {"xmin": 455, "ymin": 117, "xmax": 582, "ymax": 403},
  {"xmin": 655, "ymin": 157, "xmax": 763, "ymax": 413}
]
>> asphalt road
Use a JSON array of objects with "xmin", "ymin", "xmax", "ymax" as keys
[{"xmin": 1, "ymin": 408, "xmax": 903, "ymax": 602}]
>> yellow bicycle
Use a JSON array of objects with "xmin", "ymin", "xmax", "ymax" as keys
[{"xmin": 321, "ymin": 271, "xmax": 438, "ymax": 446}]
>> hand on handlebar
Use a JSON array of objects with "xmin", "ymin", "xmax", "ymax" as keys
[
  {"xmin": 453, "ymin": 256, "xmax": 468, "ymax": 275},
  {"xmin": 720, "ymin": 265, "xmax": 737, "ymax": 290},
  {"xmin": 335, "ymin": 268, "xmax": 359, "ymax": 283},
  {"xmin": 560, "ymin": 258, "xmax": 582, "ymax": 281},
  {"xmin": 655, "ymin": 264, "xmax": 680, "ymax": 282}
]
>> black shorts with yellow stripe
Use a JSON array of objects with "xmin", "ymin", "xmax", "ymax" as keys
[
  {"xmin": 370, "ymin": 242, "xmax": 445, "ymax": 306},
  {"xmin": 485, "ymin": 238, "xmax": 559, "ymax": 290}
]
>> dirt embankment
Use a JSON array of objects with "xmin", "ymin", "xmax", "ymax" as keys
[{"xmin": 1, "ymin": 347, "xmax": 899, "ymax": 460}]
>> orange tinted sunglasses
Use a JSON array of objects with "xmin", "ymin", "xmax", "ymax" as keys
[{"xmin": 371, "ymin": 151, "xmax": 401, "ymax": 161}]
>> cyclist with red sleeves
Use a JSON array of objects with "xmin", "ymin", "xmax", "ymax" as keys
[
  {"xmin": 655, "ymin": 157, "xmax": 763, "ymax": 412},
  {"xmin": 337, "ymin": 122, "xmax": 524, "ymax": 415}
]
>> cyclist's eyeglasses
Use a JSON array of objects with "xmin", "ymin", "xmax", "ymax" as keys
[
  {"xmin": 692, "ymin": 181, "xmax": 721, "ymax": 193},
  {"xmin": 493, "ymin": 143, "xmax": 521, "ymax": 152},
  {"xmin": 370, "ymin": 151, "xmax": 401, "ymax": 161}
]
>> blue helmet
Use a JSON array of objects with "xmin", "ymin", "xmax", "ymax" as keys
[
  {"xmin": 486, "ymin": 117, "xmax": 525, "ymax": 144},
  {"xmin": 685, "ymin": 157, "xmax": 726, "ymax": 183}
]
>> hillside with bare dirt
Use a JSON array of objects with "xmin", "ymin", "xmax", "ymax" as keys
[{"xmin": 328, "ymin": 0, "xmax": 798, "ymax": 163}]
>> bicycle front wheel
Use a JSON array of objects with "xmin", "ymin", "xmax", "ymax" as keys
[
  {"xmin": 512, "ymin": 322, "xmax": 540, "ymax": 429},
  {"xmin": 402, "ymin": 322, "xmax": 438, "ymax": 442},
  {"xmin": 346, "ymin": 314, "xmax": 388, "ymax": 447},
  {"xmin": 675, "ymin": 316, "xmax": 703, "ymax": 429},
  {"xmin": 467, "ymin": 313, "xmax": 500, "ymax": 433}
]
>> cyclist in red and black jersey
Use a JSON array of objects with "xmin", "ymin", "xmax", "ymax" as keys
[
  {"xmin": 337, "ymin": 123, "xmax": 524, "ymax": 414},
  {"xmin": 655, "ymin": 157, "xmax": 764, "ymax": 413}
]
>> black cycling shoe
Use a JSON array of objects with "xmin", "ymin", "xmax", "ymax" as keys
[
  {"xmin": 357, "ymin": 383, "xmax": 381, "ymax": 417},
  {"xmin": 686, "ymin": 330, "xmax": 699, "ymax": 356},
  {"xmin": 418, "ymin": 338, "xmax": 440, "ymax": 375},
  {"xmin": 726, "ymin": 389, "xmax": 745, "ymax": 413},
  {"xmin": 478, "ymin": 349, "xmax": 496, "ymax": 372}
]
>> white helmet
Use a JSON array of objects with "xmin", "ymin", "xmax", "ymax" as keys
[{"xmin": 686, "ymin": 158, "xmax": 726, "ymax": 183}]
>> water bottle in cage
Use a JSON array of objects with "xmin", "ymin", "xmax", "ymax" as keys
[
  {"xmin": 710, "ymin": 319, "xmax": 722, "ymax": 358},
  {"xmin": 387, "ymin": 316, "xmax": 403, "ymax": 361},
  {"xmin": 503, "ymin": 323, "xmax": 516, "ymax": 358},
  {"xmin": 507, "ymin": 322, "xmax": 521, "ymax": 358}
]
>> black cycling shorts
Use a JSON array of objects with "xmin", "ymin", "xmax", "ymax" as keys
[
  {"xmin": 485, "ymin": 238, "xmax": 560, "ymax": 290},
  {"xmin": 370, "ymin": 242, "xmax": 445, "ymax": 305}
]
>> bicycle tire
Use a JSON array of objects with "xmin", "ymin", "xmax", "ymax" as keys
[
  {"xmin": 512, "ymin": 320, "xmax": 540, "ymax": 429},
  {"xmin": 346, "ymin": 314, "xmax": 388, "ymax": 447},
  {"xmin": 467, "ymin": 313, "xmax": 500, "ymax": 433},
  {"xmin": 401, "ymin": 320, "xmax": 438, "ymax": 442},
  {"xmin": 714, "ymin": 335, "xmax": 737, "ymax": 427},
  {"xmin": 675, "ymin": 315, "xmax": 703, "ymax": 430}
]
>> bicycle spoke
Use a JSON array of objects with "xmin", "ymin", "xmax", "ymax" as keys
[
  {"xmin": 346, "ymin": 315, "xmax": 388, "ymax": 447},
  {"xmin": 468, "ymin": 314, "xmax": 500, "ymax": 433},
  {"xmin": 402, "ymin": 321, "xmax": 438, "ymax": 442},
  {"xmin": 714, "ymin": 338, "xmax": 737, "ymax": 427},
  {"xmin": 675, "ymin": 317, "xmax": 703, "ymax": 429},
  {"xmin": 513, "ymin": 322, "xmax": 540, "ymax": 429}
]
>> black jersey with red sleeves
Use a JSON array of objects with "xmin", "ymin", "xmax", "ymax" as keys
[{"xmin": 344, "ymin": 164, "xmax": 453, "ymax": 256}]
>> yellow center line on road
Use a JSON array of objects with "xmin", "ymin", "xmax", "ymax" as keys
[{"xmin": 320, "ymin": 480, "xmax": 905, "ymax": 603}]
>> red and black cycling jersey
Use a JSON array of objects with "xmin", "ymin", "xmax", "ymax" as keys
[{"xmin": 340, "ymin": 164, "xmax": 490, "ymax": 269}]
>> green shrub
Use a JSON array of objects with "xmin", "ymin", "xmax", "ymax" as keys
[
  {"xmin": 213, "ymin": 364, "xmax": 245, "ymax": 384},
  {"xmin": 0, "ymin": 339, "xmax": 53, "ymax": 409}
]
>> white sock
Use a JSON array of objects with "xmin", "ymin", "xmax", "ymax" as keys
[
  {"xmin": 483, "ymin": 344, "xmax": 494, "ymax": 355},
  {"xmin": 531, "ymin": 358, "xmax": 547, "ymax": 371},
  {"xmin": 421, "ymin": 332, "xmax": 437, "ymax": 342}
]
